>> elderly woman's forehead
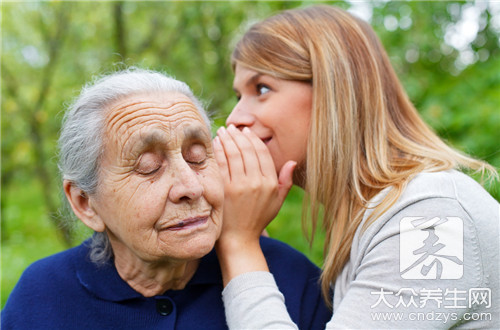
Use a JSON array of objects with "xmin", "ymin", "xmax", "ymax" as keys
[
  {"xmin": 100, "ymin": 92, "xmax": 210, "ymax": 150},
  {"xmin": 107, "ymin": 91, "xmax": 198, "ymax": 114},
  {"xmin": 104, "ymin": 92, "xmax": 205, "ymax": 130}
]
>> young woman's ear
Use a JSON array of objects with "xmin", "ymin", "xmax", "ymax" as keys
[{"xmin": 63, "ymin": 180, "xmax": 105, "ymax": 232}]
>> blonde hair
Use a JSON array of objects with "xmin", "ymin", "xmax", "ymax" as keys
[{"xmin": 231, "ymin": 5, "xmax": 497, "ymax": 305}]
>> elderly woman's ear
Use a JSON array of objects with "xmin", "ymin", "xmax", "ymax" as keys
[{"xmin": 63, "ymin": 180, "xmax": 105, "ymax": 232}]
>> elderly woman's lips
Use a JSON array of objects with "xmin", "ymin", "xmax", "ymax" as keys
[{"xmin": 164, "ymin": 216, "xmax": 209, "ymax": 231}]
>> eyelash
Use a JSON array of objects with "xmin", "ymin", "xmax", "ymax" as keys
[
  {"xmin": 186, "ymin": 154, "xmax": 206, "ymax": 165},
  {"xmin": 188, "ymin": 159, "xmax": 206, "ymax": 167},
  {"xmin": 136, "ymin": 165, "xmax": 161, "ymax": 176},
  {"xmin": 137, "ymin": 160, "xmax": 205, "ymax": 176},
  {"xmin": 234, "ymin": 83, "xmax": 272, "ymax": 102}
]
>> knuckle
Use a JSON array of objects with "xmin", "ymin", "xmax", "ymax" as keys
[
  {"xmin": 228, "ymin": 184, "xmax": 245, "ymax": 196},
  {"xmin": 248, "ymin": 181, "xmax": 261, "ymax": 192},
  {"xmin": 264, "ymin": 180, "xmax": 279, "ymax": 193}
]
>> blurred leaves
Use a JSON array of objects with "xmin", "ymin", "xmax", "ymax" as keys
[{"xmin": 1, "ymin": 0, "xmax": 499, "ymax": 307}]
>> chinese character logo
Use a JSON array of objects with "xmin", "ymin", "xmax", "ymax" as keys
[
  {"xmin": 469, "ymin": 288, "xmax": 491, "ymax": 308},
  {"xmin": 400, "ymin": 216, "xmax": 463, "ymax": 279}
]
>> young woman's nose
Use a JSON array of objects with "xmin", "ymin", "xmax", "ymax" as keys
[
  {"xmin": 226, "ymin": 101, "xmax": 254, "ymax": 129},
  {"xmin": 168, "ymin": 161, "xmax": 204, "ymax": 203}
]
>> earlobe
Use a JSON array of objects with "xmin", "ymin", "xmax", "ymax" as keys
[{"xmin": 63, "ymin": 180, "xmax": 105, "ymax": 232}]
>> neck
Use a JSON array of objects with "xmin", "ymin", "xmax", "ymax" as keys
[{"xmin": 112, "ymin": 248, "xmax": 200, "ymax": 297}]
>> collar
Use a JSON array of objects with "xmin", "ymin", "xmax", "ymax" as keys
[{"xmin": 74, "ymin": 241, "xmax": 222, "ymax": 302}]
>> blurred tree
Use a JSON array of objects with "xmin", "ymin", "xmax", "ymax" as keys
[
  {"xmin": 2, "ymin": 2, "xmax": 73, "ymax": 245},
  {"xmin": 1, "ymin": 0, "xmax": 499, "ymax": 307}
]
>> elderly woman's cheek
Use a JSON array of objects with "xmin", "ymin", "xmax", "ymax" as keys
[
  {"xmin": 202, "ymin": 164, "xmax": 224, "ymax": 227},
  {"xmin": 130, "ymin": 179, "xmax": 170, "ymax": 225}
]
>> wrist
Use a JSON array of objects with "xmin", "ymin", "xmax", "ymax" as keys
[{"xmin": 215, "ymin": 238, "xmax": 269, "ymax": 287}]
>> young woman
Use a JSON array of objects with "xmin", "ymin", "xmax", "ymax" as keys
[{"xmin": 212, "ymin": 5, "xmax": 499, "ymax": 329}]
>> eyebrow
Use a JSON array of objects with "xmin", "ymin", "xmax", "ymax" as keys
[
  {"xmin": 125, "ymin": 125, "xmax": 210, "ymax": 157},
  {"xmin": 183, "ymin": 125, "xmax": 211, "ymax": 142},
  {"xmin": 233, "ymin": 73, "xmax": 262, "ymax": 93},
  {"xmin": 130, "ymin": 131, "xmax": 169, "ymax": 152}
]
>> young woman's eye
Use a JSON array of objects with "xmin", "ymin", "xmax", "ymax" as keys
[
  {"xmin": 184, "ymin": 144, "xmax": 207, "ymax": 165},
  {"xmin": 257, "ymin": 84, "xmax": 271, "ymax": 96},
  {"xmin": 135, "ymin": 153, "xmax": 162, "ymax": 175}
]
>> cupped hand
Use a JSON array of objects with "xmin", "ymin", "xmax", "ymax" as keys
[
  {"xmin": 213, "ymin": 125, "xmax": 296, "ymax": 244},
  {"xmin": 213, "ymin": 125, "xmax": 296, "ymax": 285}
]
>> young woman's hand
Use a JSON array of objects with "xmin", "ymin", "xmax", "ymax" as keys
[{"xmin": 213, "ymin": 124, "xmax": 296, "ymax": 285}]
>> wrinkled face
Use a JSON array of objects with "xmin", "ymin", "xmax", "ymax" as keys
[
  {"xmin": 227, "ymin": 65, "xmax": 312, "ymax": 174},
  {"xmin": 91, "ymin": 92, "xmax": 223, "ymax": 263}
]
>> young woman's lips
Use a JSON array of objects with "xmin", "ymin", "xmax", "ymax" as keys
[
  {"xmin": 164, "ymin": 216, "xmax": 208, "ymax": 231},
  {"xmin": 262, "ymin": 137, "xmax": 272, "ymax": 145}
]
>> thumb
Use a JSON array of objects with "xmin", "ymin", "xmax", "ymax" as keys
[{"xmin": 277, "ymin": 160, "xmax": 297, "ymax": 202}]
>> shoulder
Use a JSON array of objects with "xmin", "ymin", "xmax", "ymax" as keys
[
  {"xmin": 347, "ymin": 169, "xmax": 498, "ymax": 297},
  {"xmin": 2, "ymin": 243, "xmax": 88, "ymax": 327},
  {"xmin": 5, "ymin": 243, "xmax": 86, "ymax": 302},
  {"xmin": 18, "ymin": 243, "xmax": 83, "ymax": 281},
  {"xmin": 396, "ymin": 169, "xmax": 497, "ymax": 211},
  {"xmin": 361, "ymin": 170, "xmax": 498, "ymax": 237},
  {"xmin": 355, "ymin": 170, "xmax": 499, "ymax": 258},
  {"xmin": 347, "ymin": 170, "xmax": 499, "ymax": 289},
  {"xmin": 369, "ymin": 170, "xmax": 493, "ymax": 209}
]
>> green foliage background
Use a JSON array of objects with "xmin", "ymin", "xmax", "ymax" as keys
[{"xmin": 1, "ymin": 1, "xmax": 499, "ymax": 308}]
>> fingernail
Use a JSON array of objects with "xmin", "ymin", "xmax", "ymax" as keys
[
  {"xmin": 213, "ymin": 136, "xmax": 220, "ymax": 146},
  {"xmin": 227, "ymin": 124, "xmax": 237, "ymax": 131},
  {"xmin": 218, "ymin": 126, "xmax": 227, "ymax": 135},
  {"xmin": 242, "ymin": 127, "xmax": 251, "ymax": 134}
]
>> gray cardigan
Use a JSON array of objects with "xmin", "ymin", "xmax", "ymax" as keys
[{"xmin": 222, "ymin": 170, "xmax": 499, "ymax": 329}]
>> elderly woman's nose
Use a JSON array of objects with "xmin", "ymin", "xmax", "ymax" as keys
[
  {"xmin": 226, "ymin": 101, "xmax": 254, "ymax": 129},
  {"xmin": 168, "ymin": 162, "xmax": 204, "ymax": 202}
]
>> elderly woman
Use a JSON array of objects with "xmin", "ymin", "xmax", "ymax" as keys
[{"xmin": 1, "ymin": 69, "xmax": 331, "ymax": 329}]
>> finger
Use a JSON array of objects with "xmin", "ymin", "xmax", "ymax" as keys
[
  {"xmin": 217, "ymin": 126, "xmax": 245, "ymax": 180},
  {"xmin": 213, "ymin": 136, "xmax": 231, "ymax": 182},
  {"xmin": 242, "ymin": 127, "xmax": 277, "ymax": 179},
  {"xmin": 277, "ymin": 160, "xmax": 296, "ymax": 202},
  {"xmin": 226, "ymin": 125, "xmax": 262, "ymax": 177}
]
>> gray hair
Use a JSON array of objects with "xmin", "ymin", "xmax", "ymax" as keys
[{"xmin": 58, "ymin": 68, "xmax": 210, "ymax": 264}]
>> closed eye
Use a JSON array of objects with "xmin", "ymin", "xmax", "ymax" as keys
[
  {"xmin": 135, "ymin": 152, "xmax": 162, "ymax": 175},
  {"xmin": 136, "ymin": 166, "xmax": 161, "ymax": 175},
  {"xmin": 183, "ymin": 143, "xmax": 207, "ymax": 166}
]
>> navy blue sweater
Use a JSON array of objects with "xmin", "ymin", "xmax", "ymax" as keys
[{"xmin": 2, "ymin": 237, "xmax": 331, "ymax": 329}]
